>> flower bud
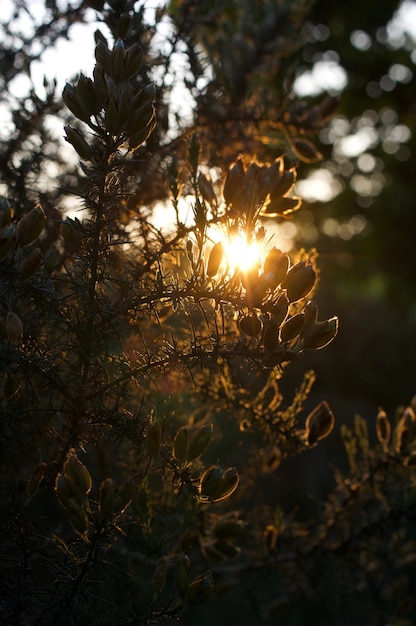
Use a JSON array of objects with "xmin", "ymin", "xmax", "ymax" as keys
[
  {"xmin": 173, "ymin": 427, "xmax": 189, "ymax": 463},
  {"xmin": 206, "ymin": 242, "xmax": 224, "ymax": 278},
  {"xmin": 302, "ymin": 317, "xmax": 338, "ymax": 350},
  {"xmin": 124, "ymin": 42, "xmax": 144, "ymax": 80},
  {"xmin": 267, "ymin": 292, "xmax": 289, "ymax": 327},
  {"xmin": 63, "ymin": 452, "xmax": 92, "ymax": 499},
  {"xmin": 198, "ymin": 173, "xmax": 217, "ymax": 207},
  {"xmin": 146, "ymin": 421, "xmax": 162, "ymax": 457},
  {"xmin": 281, "ymin": 261, "xmax": 316, "ymax": 303},
  {"xmin": 0, "ymin": 198, "xmax": 13, "ymax": 228},
  {"xmin": 396, "ymin": 406, "xmax": 416, "ymax": 452},
  {"xmin": 110, "ymin": 38, "xmax": 127, "ymax": 83},
  {"xmin": 187, "ymin": 572, "xmax": 214, "ymax": 605},
  {"xmin": 262, "ymin": 317, "xmax": 280, "ymax": 352},
  {"xmin": 270, "ymin": 167, "xmax": 297, "ymax": 198},
  {"xmin": 76, "ymin": 74, "xmax": 101, "ymax": 118},
  {"xmin": 0, "ymin": 225, "xmax": 16, "ymax": 259},
  {"xmin": 99, "ymin": 478, "xmax": 116, "ymax": 526},
  {"xmin": 214, "ymin": 518, "xmax": 245, "ymax": 540},
  {"xmin": 238, "ymin": 313, "xmax": 262, "ymax": 337},
  {"xmin": 16, "ymin": 204, "xmax": 46, "ymax": 246},
  {"xmin": 54, "ymin": 473, "xmax": 73, "ymax": 509},
  {"xmin": 200, "ymin": 465, "xmax": 223, "ymax": 500},
  {"xmin": 67, "ymin": 498, "xmax": 89, "ymax": 537},
  {"xmin": 104, "ymin": 95, "xmax": 121, "ymax": 134},
  {"xmin": 200, "ymin": 466, "xmax": 239, "ymax": 502},
  {"xmin": 64, "ymin": 126, "xmax": 94, "ymax": 161},
  {"xmin": 223, "ymin": 159, "xmax": 244, "ymax": 206},
  {"xmin": 262, "ymin": 195, "xmax": 301, "ymax": 217},
  {"xmin": 301, "ymin": 300, "xmax": 318, "ymax": 335},
  {"xmin": 305, "ymin": 401, "xmax": 335, "ymax": 445},
  {"xmin": 175, "ymin": 554, "xmax": 191, "ymax": 599},
  {"xmin": 262, "ymin": 248, "xmax": 289, "ymax": 290},
  {"xmin": 19, "ymin": 247, "xmax": 43, "ymax": 280},
  {"xmin": 280, "ymin": 313, "xmax": 305, "ymax": 342},
  {"xmin": 376, "ymin": 409, "xmax": 391, "ymax": 446},
  {"xmin": 187, "ymin": 423, "xmax": 213, "ymax": 461},
  {"xmin": 62, "ymin": 83, "xmax": 91, "ymax": 123},
  {"xmin": 26, "ymin": 462, "xmax": 47, "ymax": 498},
  {"xmin": 152, "ymin": 556, "xmax": 170, "ymax": 597},
  {"xmin": 6, "ymin": 311, "xmax": 24, "ymax": 344},
  {"xmin": 292, "ymin": 138, "xmax": 323, "ymax": 163}
]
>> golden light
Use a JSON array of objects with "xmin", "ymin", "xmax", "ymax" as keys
[{"xmin": 222, "ymin": 233, "xmax": 262, "ymax": 274}]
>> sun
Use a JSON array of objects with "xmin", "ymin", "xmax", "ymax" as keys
[{"xmin": 223, "ymin": 234, "xmax": 262, "ymax": 274}]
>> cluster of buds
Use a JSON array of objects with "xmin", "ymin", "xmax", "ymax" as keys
[
  {"xmin": 222, "ymin": 157, "xmax": 301, "ymax": 219},
  {"xmin": 236, "ymin": 247, "xmax": 338, "ymax": 364},
  {"xmin": 173, "ymin": 423, "xmax": 213, "ymax": 464},
  {"xmin": 63, "ymin": 35, "xmax": 156, "ymax": 159},
  {"xmin": 54, "ymin": 450, "xmax": 92, "ymax": 538}
]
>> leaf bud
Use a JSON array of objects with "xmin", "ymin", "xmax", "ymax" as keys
[
  {"xmin": 187, "ymin": 572, "xmax": 214, "ymax": 605},
  {"xmin": 187, "ymin": 423, "xmax": 213, "ymax": 461},
  {"xmin": 280, "ymin": 313, "xmax": 305, "ymax": 342},
  {"xmin": 305, "ymin": 401, "xmax": 335, "ymax": 445},
  {"xmin": 206, "ymin": 242, "xmax": 224, "ymax": 278},
  {"xmin": 6, "ymin": 311, "xmax": 24, "ymax": 344},
  {"xmin": 238, "ymin": 313, "xmax": 262, "ymax": 337},
  {"xmin": 281, "ymin": 261, "xmax": 316, "ymax": 303},
  {"xmin": 16, "ymin": 204, "xmax": 46, "ymax": 246},
  {"xmin": 302, "ymin": 317, "xmax": 338, "ymax": 350}
]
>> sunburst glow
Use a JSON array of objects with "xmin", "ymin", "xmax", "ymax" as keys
[{"xmin": 223, "ymin": 234, "xmax": 262, "ymax": 273}]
